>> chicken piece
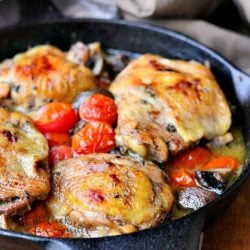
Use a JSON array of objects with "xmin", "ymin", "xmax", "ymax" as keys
[
  {"xmin": 0, "ymin": 45, "xmax": 95, "ymax": 113},
  {"xmin": 0, "ymin": 108, "xmax": 50, "ymax": 216},
  {"xmin": 110, "ymin": 54, "xmax": 231, "ymax": 163},
  {"xmin": 48, "ymin": 154, "xmax": 174, "ymax": 237}
]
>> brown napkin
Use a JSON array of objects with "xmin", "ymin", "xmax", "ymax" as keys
[{"xmin": 116, "ymin": 0, "xmax": 250, "ymax": 73}]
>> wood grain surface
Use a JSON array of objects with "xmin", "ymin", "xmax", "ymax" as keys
[{"xmin": 202, "ymin": 176, "xmax": 250, "ymax": 250}]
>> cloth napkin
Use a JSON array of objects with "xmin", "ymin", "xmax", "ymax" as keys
[{"xmin": 115, "ymin": 0, "xmax": 250, "ymax": 73}]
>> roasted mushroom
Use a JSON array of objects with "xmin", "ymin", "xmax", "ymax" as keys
[
  {"xmin": 105, "ymin": 53, "xmax": 130, "ymax": 78},
  {"xmin": 178, "ymin": 187, "xmax": 217, "ymax": 210},
  {"xmin": 72, "ymin": 88, "xmax": 114, "ymax": 110},
  {"xmin": 195, "ymin": 171, "xmax": 227, "ymax": 194}
]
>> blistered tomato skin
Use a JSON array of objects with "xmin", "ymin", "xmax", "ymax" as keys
[
  {"xmin": 168, "ymin": 147, "xmax": 211, "ymax": 187},
  {"xmin": 49, "ymin": 145, "xmax": 74, "ymax": 166},
  {"xmin": 79, "ymin": 93, "xmax": 117, "ymax": 125},
  {"xmin": 171, "ymin": 147, "xmax": 211, "ymax": 169},
  {"xmin": 34, "ymin": 102, "xmax": 78, "ymax": 134},
  {"xmin": 45, "ymin": 133, "xmax": 71, "ymax": 147},
  {"xmin": 170, "ymin": 168, "xmax": 197, "ymax": 187},
  {"xmin": 72, "ymin": 121, "xmax": 115, "ymax": 154},
  {"xmin": 16, "ymin": 203, "xmax": 48, "ymax": 227},
  {"xmin": 28, "ymin": 221, "xmax": 68, "ymax": 238}
]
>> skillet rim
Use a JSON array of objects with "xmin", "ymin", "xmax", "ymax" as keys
[
  {"xmin": 0, "ymin": 18, "xmax": 249, "ymax": 241},
  {"xmin": 0, "ymin": 17, "xmax": 249, "ymax": 78}
]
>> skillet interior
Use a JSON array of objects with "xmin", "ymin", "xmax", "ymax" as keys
[{"xmin": 0, "ymin": 19, "xmax": 249, "ymax": 250}]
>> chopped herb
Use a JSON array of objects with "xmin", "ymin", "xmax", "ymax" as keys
[
  {"xmin": 13, "ymin": 85, "xmax": 21, "ymax": 93},
  {"xmin": 166, "ymin": 123, "xmax": 176, "ymax": 132},
  {"xmin": 145, "ymin": 87, "xmax": 155, "ymax": 97},
  {"xmin": 141, "ymin": 99, "xmax": 148, "ymax": 104}
]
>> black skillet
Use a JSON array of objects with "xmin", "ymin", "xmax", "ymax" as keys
[{"xmin": 0, "ymin": 19, "xmax": 249, "ymax": 250}]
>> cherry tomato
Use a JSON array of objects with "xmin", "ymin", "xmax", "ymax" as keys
[
  {"xmin": 203, "ymin": 156, "xmax": 239, "ymax": 170},
  {"xmin": 33, "ymin": 102, "xmax": 78, "ymax": 134},
  {"xmin": 16, "ymin": 203, "xmax": 48, "ymax": 226},
  {"xmin": 171, "ymin": 147, "xmax": 211, "ymax": 169},
  {"xmin": 45, "ymin": 132, "xmax": 71, "ymax": 147},
  {"xmin": 28, "ymin": 221, "xmax": 68, "ymax": 237},
  {"xmin": 49, "ymin": 145, "xmax": 74, "ymax": 166},
  {"xmin": 72, "ymin": 121, "xmax": 115, "ymax": 154},
  {"xmin": 79, "ymin": 93, "xmax": 117, "ymax": 125},
  {"xmin": 170, "ymin": 168, "xmax": 197, "ymax": 187}
]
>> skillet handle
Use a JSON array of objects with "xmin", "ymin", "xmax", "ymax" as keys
[{"xmin": 44, "ymin": 212, "xmax": 206, "ymax": 250}]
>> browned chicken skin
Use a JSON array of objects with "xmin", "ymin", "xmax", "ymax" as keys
[
  {"xmin": 47, "ymin": 154, "xmax": 174, "ymax": 237},
  {"xmin": 110, "ymin": 54, "xmax": 231, "ymax": 163},
  {"xmin": 0, "ymin": 45, "xmax": 95, "ymax": 113},
  {"xmin": 0, "ymin": 108, "xmax": 50, "ymax": 215},
  {"xmin": 0, "ymin": 47, "xmax": 235, "ymax": 238}
]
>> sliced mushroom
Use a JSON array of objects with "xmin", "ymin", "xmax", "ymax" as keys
[
  {"xmin": 105, "ymin": 53, "xmax": 129, "ymax": 76},
  {"xmin": 178, "ymin": 187, "xmax": 217, "ymax": 210},
  {"xmin": 67, "ymin": 41, "xmax": 90, "ymax": 65},
  {"xmin": 87, "ymin": 42, "xmax": 105, "ymax": 76},
  {"xmin": 72, "ymin": 88, "xmax": 114, "ymax": 110},
  {"xmin": 69, "ymin": 120, "xmax": 87, "ymax": 135},
  {"xmin": 195, "ymin": 171, "xmax": 226, "ymax": 194},
  {"xmin": 206, "ymin": 132, "xmax": 233, "ymax": 148}
]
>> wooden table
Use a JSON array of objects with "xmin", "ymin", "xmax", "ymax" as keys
[{"xmin": 202, "ymin": 176, "xmax": 250, "ymax": 250}]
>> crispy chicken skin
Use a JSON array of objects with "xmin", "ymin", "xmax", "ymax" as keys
[
  {"xmin": 110, "ymin": 54, "xmax": 231, "ymax": 163},
  {"xmin": 48, "ymin": 154, "xmax": 174, "ymax": 237},
  {"xmin": 0, "ymin": 108, "xmax": 50, "ymax": 215},
  {"xmin": 0, "ymin": 45, "xmax": 95, "ymax": 112}
]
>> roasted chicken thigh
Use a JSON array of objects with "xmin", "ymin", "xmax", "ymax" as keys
[
  {"xmin": 110, "ymin": 54, "xmax": 231, "ymax": 163},
  {"xmin": 0, "ymin": 45, "xmax": 95, "ymax": 113},
  {"xmin": 0, "ymin": 108, "xmax": 49, "ymax": 216},
  {"xmin": 48, "ymin": 154, "xmax": 174, "ymax": 237}
]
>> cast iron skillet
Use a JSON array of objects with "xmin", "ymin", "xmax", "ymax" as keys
[{"xmin": 0, "ymin": 19, "xmax": 249, "ymax": 250}]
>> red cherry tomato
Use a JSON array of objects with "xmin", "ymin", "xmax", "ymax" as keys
[
  {"xmin": 168, "ymin": 147, "xmax": 211, "ymax": 187},
  {"xmin": 28, "ymin": 221, "xmax": 68, "ymax": 237},
  {"xmin": 49, "ymin": 145, "xmax": 74, "ymax": 166},
  {"xmin": 72, "ymin": 121, "xmax": 115, "ymax": 154},
  {"xmin": 16, "ymin": 203, "xmax": 48, "ymax": 226},
  {"xmin": 33, "ymin": 102, "xmax": 78, "ymax": 134},
  {"xmin": 171, "ymin": 147, "xmax": 211, "ymax": 169},
  {"xmin": 79, "ymin": 93, "xmax": 117, "ymax": 125},
  {"xmin": 170, "ymin": 168, "xmax": 197, "ymax": 187},
  {"xmin": 203, "ymin": 156, "xmax": 239, "ymax": 170},
  {"xmin": 45, "ymin": 132, "xmax": 71, "ymax": 147}
]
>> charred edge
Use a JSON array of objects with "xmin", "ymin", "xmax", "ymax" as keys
[
  {"xmin": 149, "ymin": 60, "xmax": 180, "ymax": 73},
  {"xmin": 2, "ymin": 130, "xmax": 18, "ymax": 142}
]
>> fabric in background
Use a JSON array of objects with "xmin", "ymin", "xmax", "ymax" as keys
[{"xmin": 116, "ymin": 0, "xmax": 250, "ymax": 73}]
